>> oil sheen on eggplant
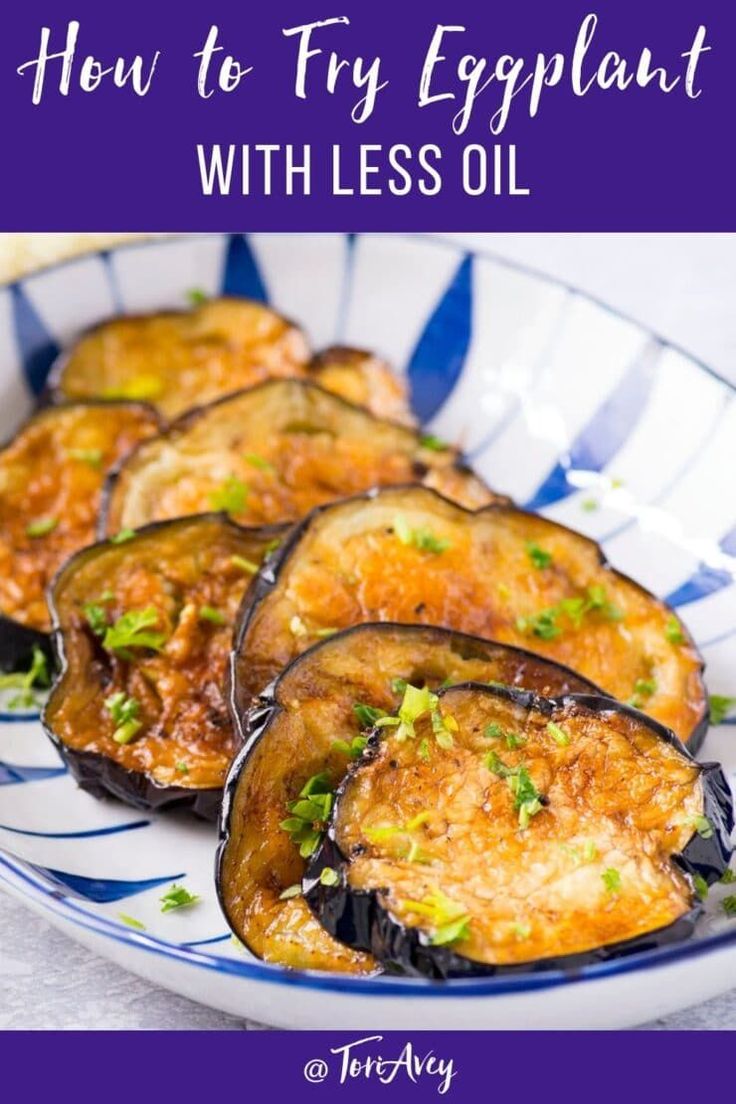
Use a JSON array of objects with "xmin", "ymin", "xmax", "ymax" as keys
[
  {"xmin": 101, "ymin": 380, "xmax": 497, "ymax": 535},
  {"xmin": 44, "ymin": 514, "xmax": 285, "ymax": 818},
  {"xmin": 218, "ymin": 624, "xmax": 599, "ymax": 973},
  {"xmin": 51, "ymin": 298, "xmax": 310, "ymax": 420},
  {"xmin": 232, "ymin": 486, "xmax": 707, "ymax": 746},
  {"xmin": 0, "ymin": 401, "xmax": 160, "ymax": 640},
  {"xmin": 304, "ymin": 685, "xmax": 733, "ymax": 978},
  {"xmin": 309, "ymin": 346, "xmax": 414, "ymax": 427}
]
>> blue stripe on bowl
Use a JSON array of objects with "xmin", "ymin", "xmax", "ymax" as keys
[
  {"xmin": 11, "ymin": 284, "xmax": 61, "ymax": 395},
  {"xmin": 24, "ymin": 861, "xmax": 185, "ymax": 903},
  {"xmin": 406, "ymin": 253, "xmax": 472, "ymax": 422},
  {"xmin": 0, "ymin": 763, "xmax": 67, "ymax": 786},
  {"xmin": 0, "ymin": 819, "xmax": 149, "ymax": 839},
  {"xmin": 525, "ymin": 343, "xmax": 659, "ymax": 511},
  {"xmin": 666, "ymin": 524, "xmax": 736, "ymax": 607},
  {"xmin": 221, "ymin": 234, "xmax": 267, "ymax": 301}
]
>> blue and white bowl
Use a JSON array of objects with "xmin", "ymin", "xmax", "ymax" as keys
[{"xmin": 1, "ymin": 233, "xmax": 734, "ymax": 1029}]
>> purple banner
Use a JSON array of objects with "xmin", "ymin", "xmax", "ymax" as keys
[
  {"xmin": 0, "ymin": 1030, "xmax": 726, "ymax": 1098},
  {"xmin": 0, "ymin": 0, "xmax": 734, "ymax": 229}
]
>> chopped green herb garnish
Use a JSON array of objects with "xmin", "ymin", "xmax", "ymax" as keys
[
  {"xmin": 547, "ymin": 721, "xmax": 570, "ymax": 747},
  {"xmin": 512, "ymin": 922, "xmax": 531, "ymax": 941},
  {"xmin": 689, "ymin": 815, "xmax": 713, "ymax": 840},
  {"xmin": 198, "ymin": 605, "xmax": 225, "ymax": 626},
  {"xmin": 210, "ymin": 476, "xmax": 248, "ymax": 514},
  {"xmin": 278, "ymin": 884, "xmax": 302, "ymax": 900},
  {"xmin": 331, "ymin": 735, "xmax": 368, "ymax": 760},
  {"xmin": 280, "ymin": 773, "xmax": 333, "ymax": 858},
  {"xmin": 110, "ymin": 528, "xmax": 136, "ymax": 544},
  {"xmin": 319, "ymin": 867, "xmax": 339, "ymax": 887},
  {"xmin": 418, "ymin": 737, "xmax": 430, "ymax": 762},
  {"xmin": 102, "ymin": 606, "xmax": 167, "ymax": 659},
  {"xmin": 118, "ymin": 913, "xmax": 146, "ymax": 930},
  {"xmin": 393, "ymin": 515, "xmax": 451, "ymax": 554},
  {"xmin": 508, "ymin": 767, "xmax": 543, "ymax": 829},
  {"xmin": 230, "ymin": 554, "xmax": 259, "ymax": 574},
  {"xmin": 720, "ymin": 868, "xmax": 736, "ymax": 885},
  {"xmin": 602, "ymin": 868, "xmax": 622, "ymax": 894},
  {"xmin": 628, "ymin": 677, "xmax": 657, "ymax": 709},
  {"xmin": 105, "ymin": 691, "xmax": 142, "ymax": 745},
  {"xmin": 419, "ymin": 434, "xmax": 449, "ymax": 452},
  {"xmin": 400, "ymin": 889, "xmax": 470, "ymax": 946},
  {"xmin": 175, "ymin": 761, "xmax": 189, "ymax": 774},
  {"xmin": 390, "ymin": 677, "xmax": 407, "ymax": 695},
  {"xmin": 665, "ymin": 616, "xmax": 685, "ymax": 645},
  {"xmin": 485, "ymin": 750, "xmax": 513, "ymax": 778},
  {"xmin": 709, "ymin": 694, "xmax": 736, "ymax": 726},
  {"xmin": 582, "ymin": 840, "xmax": 598, "ymax": 863},
  {"xmin": 160, "ymin": 884, "xmax": 200, "ymax": 913},
  {"xmin": 722, "ymin": 896, "xmax": 736, "ymax": 917},
  {"xmin": 103, "ymin": 375, "xmax": 163, "ymax": 401},
  {"xmin": 243, "ymin": 452, "xmax": 275, "ymax": 472},
  {"xmin": 516, "ymin": 608, "xmax": 561, "ymax": 641},
  {"xmin": 26, "ymin": 517, "xmax": 58, "ymax": 538},
  {"xmin": 83, "ymin": 603, "xmax": 108, "ymax": 636},
  {"xmin": 693, "ymin": 873, "xmax": 709, "ymax": 900},
  {"xmin": 67, "ymin": 447, "xmax": 103, "ymax": 468},
  {"xmin": 313, "ymin": 627, "xmax": 337, "ymax": 638},
  {"xmin": 526, "ymin": 542, "xmax": 552, "ymax": 570},
  {"xmin": 0, "ymin": 646, "xmax": 51, "ymax": 710},
  {"xmin": 581, "ymin": 497, "xmax": 599, "ymax": 512},
  {"xmin": 353, "ymin": 702, "xmax": 386, "ymax": 728},
  {"xmin": 187, "ymin": 287, "xmax": 208, "ymax": 306},
  {"xmin": 376, "ymin": 682, "xmax": 456, "ymax": 748}
]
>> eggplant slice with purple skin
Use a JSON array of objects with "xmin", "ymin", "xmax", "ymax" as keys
[
  {"xmin": 100, "ymin": 379, "xmax": 500, "ymax": 537},
  {"xmin": 217, "ymin": 623, "xmax": 600, "ymax": 974},
  {"xmin": 49, "ymin": 297, "xmax": 311, "ymax": 421},
  {"xmin": 43, "ymin": 514, "xmax": 286, "ymax": 820},
  {"xmin": 0, "ymin": 401, "xmax": 161, "ymax": 669},
  {"xmin": 231, "ymin": 485, "xmax": 708, "ymax": 748},
  {"xmin": 303, "ymin": 683, "xmax": 733, "ymax": 979}
]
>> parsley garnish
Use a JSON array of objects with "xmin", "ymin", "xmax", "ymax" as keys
[
  {"xmin": 175, "ymin": 761, "xmax": 189, "ymax": 774},
  {"xmin": 709, "ymin": 694, "xmax": 736, "ymax": 726},
  {"xmin": 722, "ymin": 896, "xmax": 736, "ymax": 917},
  {"xmin": 602, "ymin": 868, "xmax": 622, "ymax": 894},
  {"xmin": 230, "ymin": 554, "xmax": 259, "ymax": 575},
  {"xmin": 628, "ymin": 677, "xmax": 657, "ymax": 709},
  {"xmin": 26, "ymin": 517, "xmax": 58, "ymax": 538},
  {"xmin": 484, "ymin": 721, "xmax": 526, "ymax": 748},
  {"xmin": 581, "ymin": 497, "xmax": 599, "ymax": 512},
  {"xmin": 526, "ymin": 542, "xmax": 552, "ymax": 569},
  {"xmin": 278, "ymin": 884, "xmax": 302, "ymax": 900},
  {"xmin": 720, "ymin": 868, "xmax": 736, "ymax": 885},
  {"xmin": 243, "ymin": 452, "xmax": 275, "ymax": 472},
  {"xmin": 199, "ymin": 605, "xmax": 225, "ymax": 625},
  {"xmin": 319, "ymin": 867, "xmax": 339, "ymax": 887},
  {"xmin": 280, "ymin": 773, "xmax": 333, "ymax": 858},
  {"xmin": 110, "ymin": 528, "xmax": 135, "ymax": 544},
  {"xmin": 547, "ymin": 721, "xmax": 570, "ymax": 747},
  {"xmin": 376, "ymin": 682, "xmax": 457, "ymax": 748},
  {"xmin": 83, "ymin": 602, "xmax": 109, "ymax": 636},
  {"xmin": 393, "ymin": 515, "xmax": 451, "ymax": 554},
  {"xmin": 400, "ymin": 889, "xmax": 470, "ymax": 946},
  {"xmin": 0, "ymin": 646, "xmax": 51, "ymax": 710},
  {"xmin": 102, "ymin": 607, "xmax": 167, "ymax": 659},
  {"xmin": 665, "ymin": 616, "xmax": 685, "ymax": 645},
  {"xmin": 187, "ymin": 288, "xmax": 208, "ymax": 306},
  {"xmin": 118, "ymin": 913, "xmax": 146, "ymax": 930},
  {"xmin": 68, "ymin": 447, "xmax": 103, "ymax": 468},
  {"xmin": 160, "ymin": 884, "xmax": 200, "ymax": 913},
  {"xmin": 331, "ymin": 735, "xmax": 368, "ymax": 759},
  {"xmin": 353, "ymin": 702, "xmax": 386, "ymax": 728},
  {"xmin": 103, "ymin": 375, "xmax": 162, "ymax": 402},
  {"xmin": 105, "ymin": 691, "xmax": 142, "ymax": 745},
  {"xmin": 486, "ymin": 753, "xmax": 543, "ymax": 829},
  {"xmin": 419, "ymin": 434, "xmax": 449, "ymax": 452},
  {"xmin": 693, "ymin": 873, "xmax": 709, "ymax": 900},
  {"xmin": 688, "ymin": 815, "xmax": 713, "ymax": 840},
  {"xmin": 209, "ymin": 476, "xmax": 248, "ymax": 513},
  {"xmin": 516, "ymin": 586, "xmax": 623, "ymax": 639},
  {"xmin": 390, "ymin": 677, "xmax": 407, "ymax": 695}
]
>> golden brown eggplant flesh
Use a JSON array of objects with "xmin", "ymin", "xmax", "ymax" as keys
[
  {"xmin": 309, "ymin": 346, "xmax": 414, "ymax": 427},
  {"xmin": 0, "ymin": 401, "xmax": 160, "ymax": 644},
  {"xmin": 218, "ymin": 623, "xmax": 599, "ymax": 974},
  {"xmin": 304, "ymin": 684, "xmax": 733, "ymax": 978},
  {"xmin": 232, "ymin": 485, "xmax": 707, "ymax": 747},
  {"xmin": 50, "ymin": 298, "xmax": 310, "ymax": 420},
  {"xmin": 44, "ymin": 514, "xmax": 285, "ymax": 819},
  {"xmin": 101, "ymin": 380, "xmax": 499, "ymax": 536}
]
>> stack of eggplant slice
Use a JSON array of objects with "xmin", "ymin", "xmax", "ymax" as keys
[{"xmin": 1, "ymin": 291, "xmax": 727, "ymax": 981}]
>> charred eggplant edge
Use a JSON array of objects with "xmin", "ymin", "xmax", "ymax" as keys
[
  {"xmin": 302, "ymin": 683, "xmax": 734, "ymax": 980},
  {"xmin": 97, "ymin": 380, "xmax": 494, "ymax": 539},
  {"xmin": 0, "ymin": 399, "xmax": 162, "ymax": 670},
  {"xmin": 228, "ymin": 484, "xmax": 710, "ymax": 749},
  {"xmin": 215, "ymin": 621, "xmax": 603, "ymax": 958},
  {"xmin": 42, "ymin": 511, "xmax": 287, "ymax": 821}
]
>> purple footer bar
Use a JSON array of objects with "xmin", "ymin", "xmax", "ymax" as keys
[{"xmin": 0, "ymin": 1030, "xmax": 722, "ymax": 1098}]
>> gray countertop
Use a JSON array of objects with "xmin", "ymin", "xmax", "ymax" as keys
[{"xmin": 1, "ymin": 232, "xmax": 735, "ymax": 1030}]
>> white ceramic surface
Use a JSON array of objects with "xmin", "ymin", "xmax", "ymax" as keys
[{"xmin": 1, "ymin": 233, "xmax": 735, "ymax": 1029}]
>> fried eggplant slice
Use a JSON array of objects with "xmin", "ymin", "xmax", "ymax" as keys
[
  {"xmin": 309, "ymin": 346, "xmax": 414, "ymax": 427},
  {"xmin": 50, "ymin": 297, "xmax": 310, "ymax": 420},
  {"xmin": 232, "ymin": 486, "xmax": 707, "ymax": 746},
  {"xmin": 217, "ymin": 623, "xmax": 598, "ymax": 973},
  {"xmin": 0, "ymin": 402, "xmax": 160, "ymax": 648},
  {"xmin": 304, "ymin": 684, "xmax": 733, "ymax": 978},
  {"xmin": 101, "ymin": 380, "xmax": 498, "ymax": 535},
  {"xmin": 44, "ymin": 515, "xmax": 285, "ymax": 819}
]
